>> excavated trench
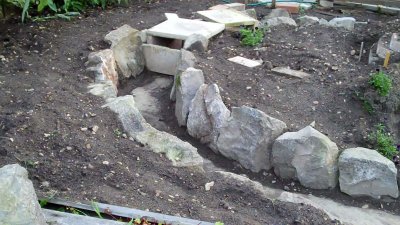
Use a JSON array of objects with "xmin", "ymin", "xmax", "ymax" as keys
[{"xmin": 117, "ymin": 69, "xmax": 400, "ymax": 215}]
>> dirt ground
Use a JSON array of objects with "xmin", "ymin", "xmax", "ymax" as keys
[{"xmin": 1, "ymin": 0, "xmax": 400, "ymax": 224}]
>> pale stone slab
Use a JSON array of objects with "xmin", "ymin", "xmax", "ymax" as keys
[
  {"xmin": 197, "ymin": 9, "xmax": 258, "ymax": 27},
  {"xmin": 142, "ymin": 44, "xmax": 181, "ymax": 75},
  {"xmin": 390, "ymin": 33, "xmax": 400, "ymax": 52},
  {"xmin": 210, "ymin": 3, "xmax": 246, "ymax": 11},
  {"xmin": 271, "ymin": 66, "xmax": 310, "ymax": 79},
  {"xmin": 147, "ymin": 16, "xmax": 225, "ymax": 40},
  {"xmin": 228, "ymin": 56, "xmax": 262, "ymax": 68}
]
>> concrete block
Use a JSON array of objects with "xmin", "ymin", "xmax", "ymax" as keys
[
  {"xmin": 228, "ymin": 56, "xmax": 262, "ymax": 68},
  {"xmin": 210, "ymin": 3, "xmax": 246, "ymax": 11},
  {"xmin": 390, "ymin": 33, "xmax": 400, "ymax": 52},
  {"xmin": 147, "ymin": 15, "xmax": 225, "ymax": 40},
  {"xmin": 142, "ymin": 44, "xmax": 181, "ymax": 75},
  {"xmin": 197, "ymin": 9, "xmax": 257, "ymax": 27}
]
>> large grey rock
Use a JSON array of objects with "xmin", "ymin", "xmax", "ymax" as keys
[
  {"xmin": 103, "ymin": 96, "xmax": 203, "ymax": 167},
  {"xmin": 85, "ymin": 49, "xmax": 119, "ymax": 87},
  {"xmin": 143, "ymin": 44, "xmax": 181, "ymax": 76},
  {"xmin": 88, "ymin": 80, "xmax": 118, "ymax": 100},
  {"xmin": 104, "ymin": 25, "xmax": 145, "ymax": 78},
  {"xmin": 204, "ymin": 84, "xmax": 230, "ymax": 151},
  {"xmin": 216, "ymin": 106, "xmax": 287, "ymax": 172},
  {"xmin": 339, "ymin": 147, "xmax": 399, "ymax": 198},
  {"xmin": 266, "ymin": 17, "xmax": 297, "ymax": 27},
  {"xmin": 298, "ymin": 16, "xmax": 319, "ymax": 26},
  {"xmin": 328, "ymin": 17, "xmax": 356, "ymax": 31},
  {"xmin": 187, "ymin": 84, "xmax": 212, "ymax": 143},
  {"xmin": 170, "ymin": 49, "xmax": 197, "ymax": 101},
  {"xmin": 187, "ymin": 84, "xmax": 230, "ymax": 149},
  {"xmin": 265, "ymin": 8, "xmax": 290, "ymax": 19},
  {"xmin": 183, "ymin": 34, "xmax": 209, "ymax": 52},
  {"xmin": 175, "ymin": 68, "xmax": 204, "ymax": 126},
  {"xmin": 0, "ymin": 164, "xmax": 47, "ymax": 225},
  {"xmin": 272, "ymin": 126, "xmax": 339, "ymax": 189}
]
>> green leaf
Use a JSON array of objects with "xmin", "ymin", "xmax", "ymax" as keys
[{"xmin": 22, "ymin": 0, "xmax": 30, "ymax": 22}]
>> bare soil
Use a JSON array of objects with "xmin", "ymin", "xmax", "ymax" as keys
[{"xmin": 1, "ymin": 1, "xmax": 400, "ymax": 224}]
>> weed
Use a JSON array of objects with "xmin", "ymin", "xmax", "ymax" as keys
[
  {"xmin": 39, "ymin": 199, "xmax": 49, "ymax": 207},
  {"xmin": 91, "ymin": 201, "xmax": 103, "ymax": 219},
  {"xmin": 215, "ymin": 222, "xmax": 224, "ymax": 225},
  {"xmin": 114, "ymin": 128, "xmax": 122, "ymax": 138},
  {"xmin": 369, "ymin": 124, "xmax": 397, "ymax": 159},
  {"xmin": 67, "ymin": 207, "xmax": 88, "ymax": 216},
  {"xmin": 175, "ymin": 74, "xmax": 181, "ymax": 87},
  {"xmin": 354, "ymin": 91, "xmax": 374, "ymax": 114},
  {"xmin": 240, "ymin": 28, "xmax": 264, "ymax": 47},
  {"xmin": 369, "ymin": 71, "xmax": 392, "ymax": 97},
  {"xmin": 4, "ymin": 0, "xmax": 131, "ymax": 22}
]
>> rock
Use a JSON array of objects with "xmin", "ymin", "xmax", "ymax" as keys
[
  {"xmin": 298, "ymin": 16, "xmax": 319, "ymax": 26},
  {"xmin": 243, "ymin": 9, "xmax": 257, "ymax": 19},
  {"xmin": 266, "ymin": 17, "xmax": 297, "ymax": 27},
  {"xmin": 178, "ymin": 49, "xmax": 196, "ymax": 72},
  {"xmin": 265, "ymin": 8, "xmax": 290, "ymax": 19},
  {"xmin": 183, "ymin": 34, "xmax": 209, "ymax": 52},
  {"xmin": 216, "ymin": 106, "xmax": 287, "ymax": 172},
  {"xmin": 104, "ymin": 24, "xmax": 145, "ymax": 78},
  {"xmin": 272, "ymin": 126, "xmax": 339, "ymax": 189},
  {"xmin": 350, "ymin": 50, "xmax": 356, "ymax": 55},
  {"xmin": 187, "ymin": 84, "xmax": 230, "ymax": 150},
  {"xmin": 205, "ymin": 181, "xmax": 215, "ymax": 191},
  {"xmin": 170, "ymin": 49, "xmax": 196, "ymax": 101},
  {"xmin": 328, "ymin": 17, "xmax": 356, "ymax": 31},
  {"xmin": 104, "ymin": 96, "xmax": 203, "ymax": 167},
  {"xmin": 0, "ymin": 164, "xmax": 47, "ymax": 225},
  {"xmin": 338, "ymin": 147, "xmax": 399, "ymax": 199},
  {"xmin": 271, "ymin": 66, "xmax": 310, "ymax": 79},
  {"xmin": 319, "ymin": 18, "xmax": 329, "ymax": 26},
  {"xmin": 85, "ymin": 49, "xmax": 119, "ymax": 87},
  {"xmin": 320, "ymin": 0, "xmax": 333, "ymax": 8},
  {"xmin": 187, "ymin": 85, "xmax": 212, "ymax": 143},
  {"xmin": 88, "ymin": 80, "xmax": 118, "ymax": 100},
  {"xmin": 142, "ymin": 44, "xmax": 181, "ymax": 76},
  {"xmin": 390, "ymin": 33, "xmax": 400, "ymax": 52},
  {"xmin": 175, "ymin": 68, "xmax": 205, "ymax": 126}
]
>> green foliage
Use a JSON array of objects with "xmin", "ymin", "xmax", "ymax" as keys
[
  {"xmin": 91, "ymin": 201, "xmax": 103, "ymax": 219},
  {"xmin": 369, "ymin": 124, "xmax": 397, "ymax": 159},
  {"xmin": 354, "ymin": 91, "xmax": 374, "ymax": 115},
  {"xmin": 175, "ymin": 74, "xmax": 181, "ymax": 87},
  {"xmin": 3, "ymin": 0, "xmax": 131, "ymax": 22},
  {"xmin": 215, "ymin": 222, "xmax": 224, "ymax": 225},
  {"xmin": 369, "ymin": 71, "xmax": 392, "ymax": 97},
  {"xmin": 39, "ymin": 199, "xmax": 49, "ymax": 207},
  {"xmin": 239, "ymin": 28, "xmax": 264, "ymax": 47}
]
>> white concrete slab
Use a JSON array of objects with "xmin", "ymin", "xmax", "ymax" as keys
[
  {"xmin": 197, "ymin": 9, "xmax": 258, "ymax": 27},
  {"xmin": 210, "ymin": 3, "xmax": 246, "ymax": 11},
  {"xmin": 147, "ymin": 16, "xmax": 225, "ymax": 40},
  {"xmin": 228, "ymin": 56, "xmax": 262, "ymax": 68},
  {"xmin": 271, "ymin": 67, "xmax": 310, "ymax": 79},
  {"xmin": 142, "ymin": 44, "xmax": 181, "ymax": 75}
]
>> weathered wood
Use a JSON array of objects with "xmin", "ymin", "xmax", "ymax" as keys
[{"xmin": 335, "ymin": 0, "xmax": 400, "ymax": 8}]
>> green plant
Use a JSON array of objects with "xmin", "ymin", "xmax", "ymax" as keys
[
  {"xmin": 354, "ymin": 91, "xmax": 374, "ymax": 114},
  {"xmin": 215, "ymin": 222, "xmax": 224, "ymax": 225},
  {"xmin": 175, "ymin": 74, "xmax": 181, "ymax": 87},
  {"xmin": 369, "ymin": 124, "xmax": 397, "ymax": 159},
  {"xmin": 369, "ymin": 71, "xmax": 392, "ymax": 97},
  {"xmin": 114, "ymin": 128, "xmax": 122, "ymax": 138},
  {"xmin": 239, "ymin": 28, "xmax": 264, "ymax": 47},
  {"xmin": 91, "ymin": 201, "xmax": 103, "ymax": 219},
  {"xmin": 4, "ymin": 0, "xmax": 130, "ymax": 22}
]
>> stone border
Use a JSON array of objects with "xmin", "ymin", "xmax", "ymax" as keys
[{"xmin": 86, "ymin": 22, "xmax": 399, "ymax": 199}]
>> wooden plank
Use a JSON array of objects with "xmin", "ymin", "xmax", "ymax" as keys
[{"xmin": 335, "ymin": 0, "xmax": 400, "ymax": 8}]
